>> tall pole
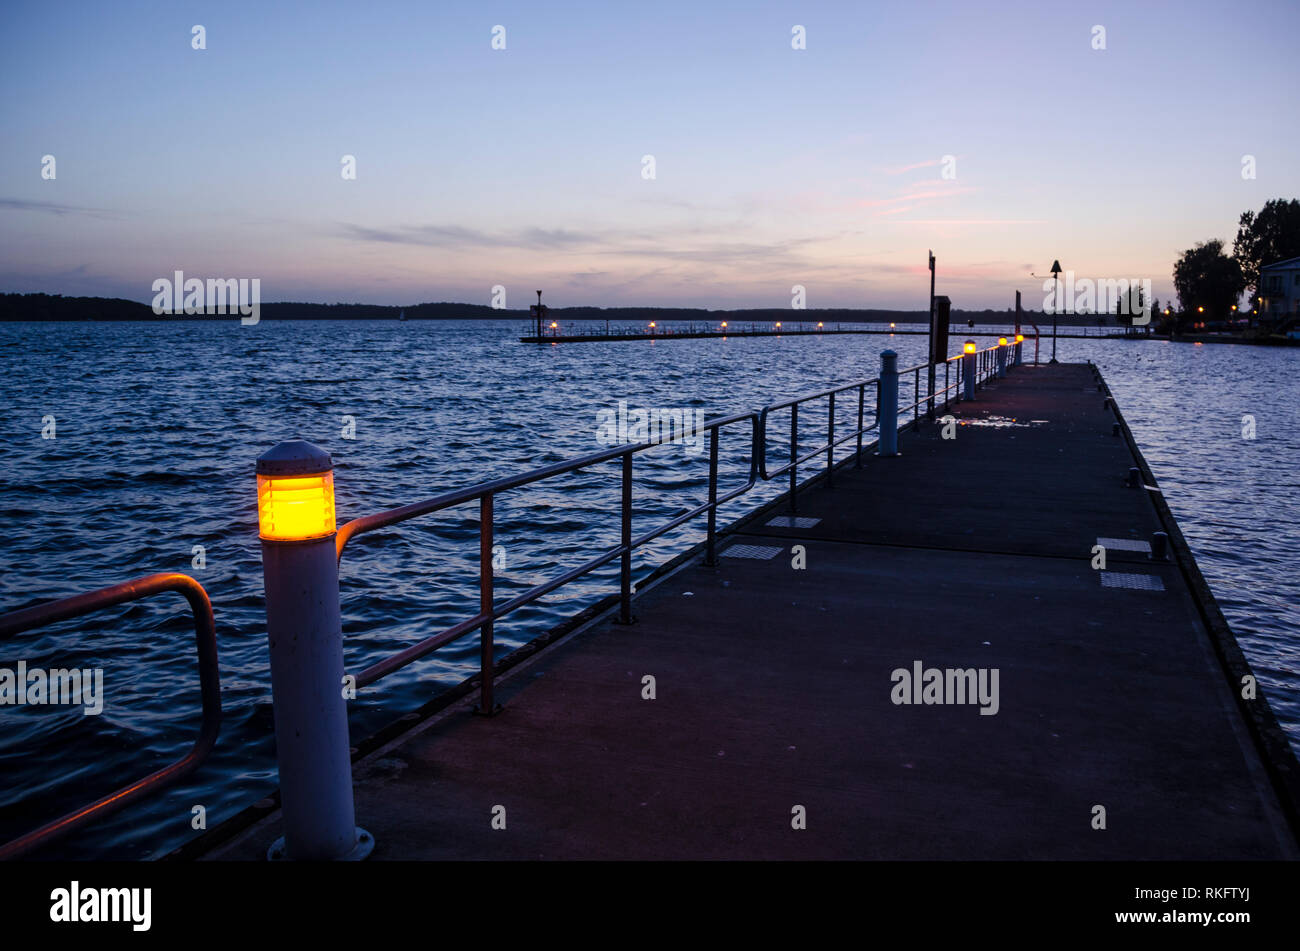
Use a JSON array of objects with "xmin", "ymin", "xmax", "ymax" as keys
[
  {"xmin": 927, "ymin": 251, "xmax": 936, "ymax": 419},
  {"xmin": 1049, "ymin": 260, "xmax": 1061, "ymax": 363},
  {"xmin": 1052, "ymin": 275, "xmax": 1058, "ymax": 362}
]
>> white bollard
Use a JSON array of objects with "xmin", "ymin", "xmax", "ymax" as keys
[
  {"xmin": 878, "ymin": 350, "xmax": 899, "ymax": 456},
  {"xmin": 257, "ymin": 439, "xmax": 372, "ymax": 861}
]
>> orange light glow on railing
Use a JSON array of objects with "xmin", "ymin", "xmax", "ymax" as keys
[{"xmin": 258, "ymin": 472, "xmax": 336, "ymax": 540}]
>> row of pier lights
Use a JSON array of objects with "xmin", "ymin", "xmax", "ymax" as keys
[{"xmin": 252, "ymin": 335, "xmax": 1025, "ymax": 860}]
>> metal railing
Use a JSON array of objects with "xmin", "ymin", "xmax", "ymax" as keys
[
  {"xmin": 337, "ymin": 344, "xmax": 1019, "ymax": 707},
  {"xmin": 0, "ymin": 341, "xmax": 1020, "ymax": 859},
  {"xmin": 335, "ymin": 412, "xmax": 761, "ymax": 712},
  {"xmin": 0, "ymin": 573, "xmax": 222, "ymax": 860},
  {"xmin": 758, "ymin": 377, "xmax": 881, "ymax": 512}
]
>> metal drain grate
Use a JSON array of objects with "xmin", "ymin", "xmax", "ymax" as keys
[
  {"xmin": 1096, "ymin": 537, "xmax": 1151, "ymax": 553},
  {"xmin": 721, "ymin": 544, "xmax": 783, "ymax": 560},
  {"xmin": 766, "ymin": 516, "xmax": 822, "ymax": 528},
  {"xmin": 1100, "ymin": 572, "xmax": 1165, "ymax": 591}
]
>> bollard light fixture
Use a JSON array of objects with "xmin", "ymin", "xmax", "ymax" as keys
[
  {"xmin": 257, "ymin": 437, "xmax": 371, "ymax": 861},
  {"xmin": 998, "ymin": 337, "xmax": 1007, "ymax": 345},
  {"xmin": 1015, "ymin": 333, "xmax": 1024, "ymax": 343},
  {"xmin": 256, "ymin": 441, "xmax": 335, "ymax": 541},
  {"xmin": 963, "ymin": 340, "xmax": 977, "ymax": 354}
]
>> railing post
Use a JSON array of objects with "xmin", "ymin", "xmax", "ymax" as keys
[
  {"xmin": 962, "ymin": 341, "xmax": 977, "ymax": 400},
  {"xmin": 619, "ymin": 451, "xmax": 634, "ymax": 623},
  {"xmin": 996, "ymin": 338, "xmax": 1007, "ymax": 378},
  {"xmin": 475, "ymin": 493, "xmax": 500, "ymax": 715},
  {"xmin": 705, "ymin": 427, "xmax": 720, "ymax": 565},
  {"xmin": 1014, "ymin": 335, "xmax": 1023, "ymax": 366},
  {"xmin": 789, "ymin": 404, "xmax": 798, "ymax": 513},
  {"xmin": 855, "ymin": 383, "xmax": 864, "ymax": 468},
  {"xmin": 913, "ymin": 366, "xmax": 921, "ymax": 430},
  {"xmin": 878, "ymin": 350, "xmax": 899, "ymax": 457},
  {"xmin": 825, "ymin": 391, "xmax": 835, "ymax": 486},
  {"xmin": 256, "ymin": 440, "xmax": 372, "ymax": 861}
]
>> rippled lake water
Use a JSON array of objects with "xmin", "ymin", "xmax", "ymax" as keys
[{"xmin": 1, "ymin": 319, "xmax": 1296, "ymax": 858}]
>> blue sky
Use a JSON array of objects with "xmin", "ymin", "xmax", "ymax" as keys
[{"xmin": 1, "ymin": 0, "xmax": 1297, "ymax": 309}]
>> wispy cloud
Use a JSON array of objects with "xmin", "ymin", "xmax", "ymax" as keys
[
  {"xmin": 0, "ymin": 197, "xmax": 122, "ymax": 220},
  {"xmin": 880, "ymin": 158, "xmax": 944, "ymax": 176}
]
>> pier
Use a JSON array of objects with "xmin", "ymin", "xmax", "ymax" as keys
[
  {"xmin": 520, "ymin": 326, "xmax": 1134, "ymax": 344},
  {"xmin": 183, "ymin": 355, "xmax": 1297, "ymax": 861},
  {"xmin": 5, "ymin": 343, "xmax": 1298, "ymax": 861}
]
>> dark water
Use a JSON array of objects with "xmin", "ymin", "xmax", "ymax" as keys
[{"xmin": 0, "ymin": 320, "xmax": 1296, "ymax": 858}]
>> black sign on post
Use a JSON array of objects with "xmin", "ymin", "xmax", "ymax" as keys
[{"xmin": 931, "ymin": 296, "xmax": 951, "ymax": 365}]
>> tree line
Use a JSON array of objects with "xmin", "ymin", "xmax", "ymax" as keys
[{"xmin": 1171, "ymin": 198, "xmax": 1300, "ymax": 332}]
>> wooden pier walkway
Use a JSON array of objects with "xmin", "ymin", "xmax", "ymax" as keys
[{"xmin": 201, "ymin": 363, "xmax": 1299, "ymax": 860}]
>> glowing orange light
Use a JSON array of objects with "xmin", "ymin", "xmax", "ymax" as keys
[
  {"xmin": 257, "ymin": 472, "xmax": 335, "ymax": 541},
  {"xmin": 550, "ymin": 321, "xmax": 557, "ymax": 329},
  {"xmin": 776, "ymin": 322, "xmax": 782, "ymax": 329},
  {"xmin": 890, "ymin": 322, "xmax": 896, "ymax": 329},
  {"xmin": 998, "ymin": 337, "xmax": 1007, "ymax": 345},
  {"xmin": 817, "ymin": 322, "xmax": 823, "ymax": 328},
  {"xmin": 1015, "ymin": 334, "xmax": 1024, "ymax": 343},
  {"xmin": 721, "ymin": 321, "xmax": 728, "ymax": 329},
  {"xmin": 1197, "ymin": 306, "xmax": 1204, "ymax": 313},
  {"xmin": 963, "ymin": 341, "xmax": 977, "ymax": 354}
]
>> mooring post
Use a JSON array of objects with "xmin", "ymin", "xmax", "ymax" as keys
[
  {"xmin": 1014, "ymin": 333, "xmax": 1024, "ymax": 366},
  {"xmin": 962, "ymin": 340, "xmax": 977, "ymax": 400},
  {"xmin": 256, "ymin": 439, "xmax": 371, "ymax": 861},
  {"xmin": 878, "ymin": 350, "xmax": 899, "ymax": 456}
]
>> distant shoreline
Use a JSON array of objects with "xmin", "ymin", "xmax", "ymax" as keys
[{"xmin": 0, "ymin": 292, "xmax": 1119, "ymax": 327}]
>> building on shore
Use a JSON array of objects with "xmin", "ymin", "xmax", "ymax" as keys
[{"xmin": 1258, "ymin": 255, "xmax": 1300, "ymax": 333}]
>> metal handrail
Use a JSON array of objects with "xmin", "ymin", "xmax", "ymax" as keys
[
  {"xmin": 336, "ymin": 411, "xmax": 761, "ymax": 708},
  {"xmin": 334, "ymin": 343, "xmax": 1014, "ymax": 706},
  {"xmin": 0, "ymin": 572, "xmax": 222, "ymax": 861}
]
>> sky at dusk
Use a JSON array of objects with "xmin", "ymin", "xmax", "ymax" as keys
[{"xmin": 1, "ymin": 0, "xmax": 1297, "ymax": 311}]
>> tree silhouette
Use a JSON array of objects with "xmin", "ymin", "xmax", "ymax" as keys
[
  {"xmin": 1233, "ymin": 198, "xmax": 1300, "ymax": 308},
  {"xmin": 1173, "ymin": 240, "xmax": 1244, "ymax": 327}
]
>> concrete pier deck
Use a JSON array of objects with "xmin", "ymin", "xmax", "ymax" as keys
[{"xmin": 202, "ymin": 363, "xmax": 1299, "ymax": 860}]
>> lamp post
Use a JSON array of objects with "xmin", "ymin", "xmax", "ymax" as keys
[
  {"xmin": 1050, "ymin": 259, "xmax": 1062, "ymax": 363},
  {"xmin": 257, "ymin": 439, "xmax": 372, "ymax": 861}
]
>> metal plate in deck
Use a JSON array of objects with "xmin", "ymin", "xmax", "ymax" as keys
[
  {"xmin": 720, "ymin": 544, "xmax": 783, "ymax": 560},
  {"xmin": 1097, "ymin": 537, "xmax": 1152, "ymax": 553},
  {"xmin": 766, "ymin": 516, "xmax": 822, "ymax": 529},
  {"xmin": 1100, "ymin": 572, "xmax": 1166, "ymax": 591}
]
